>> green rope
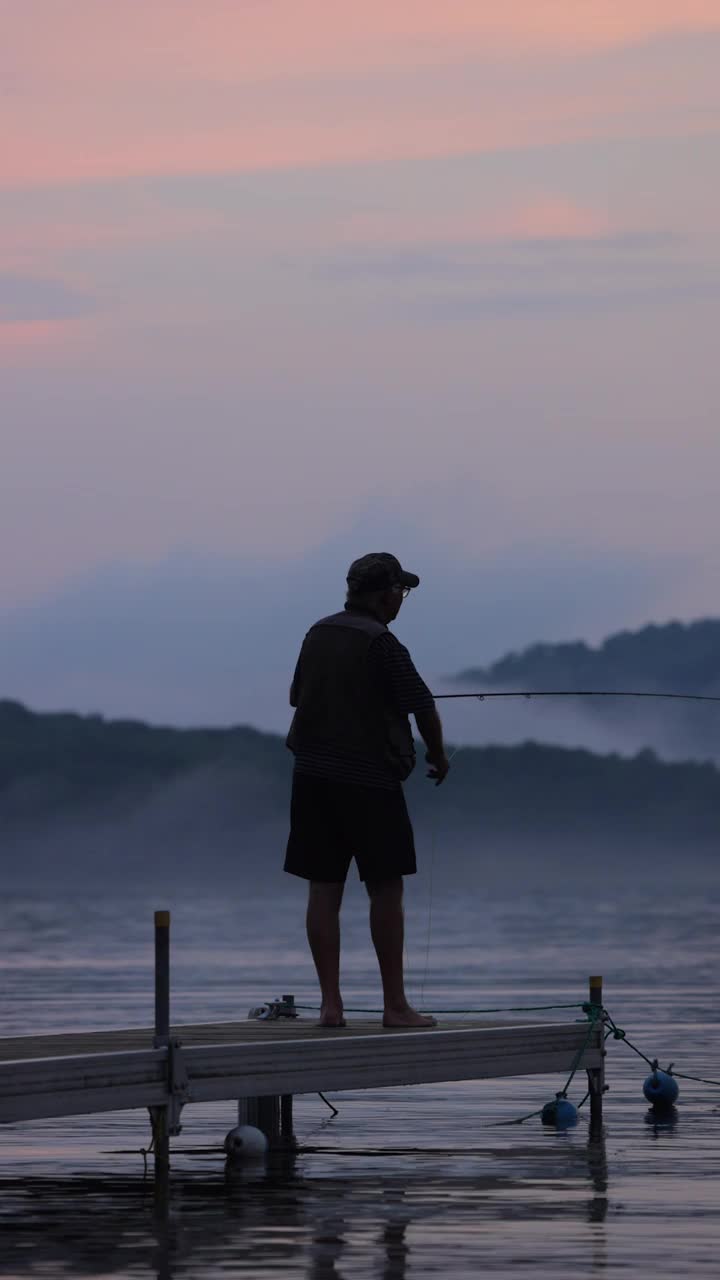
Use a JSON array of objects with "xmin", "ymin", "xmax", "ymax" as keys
[
  {"xmin": 294, "ymin": 1001, "xmax": 586, "ymax": 1015},
  {"xmin": 486, "ymin": 1005, "xmax": 601, "ymax": 1126},
  {"xmin": 302, "ymin": 1002, "xmax": 720, "ymax": 1136},
  {"xmin": 293, "ymin": 1001, "xmax": 720, "ymax": 1104},
  {"xmin": 557, "ymin": 1004, "xmax": 602, "ymax": 1099}
]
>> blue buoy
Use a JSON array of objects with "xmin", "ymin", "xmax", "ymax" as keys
[
  {"xmin": 643, "ymin": 1069, "xmax": 679, "ymax": 1108},
  {"xmin": 541, "ymin": 1095, "xmax": 578, "ymax": 1128}
]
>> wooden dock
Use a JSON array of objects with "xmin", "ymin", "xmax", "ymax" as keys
[{"xmin": 0, "ymin": 913, "xmax": 605, "ymax": 1158}]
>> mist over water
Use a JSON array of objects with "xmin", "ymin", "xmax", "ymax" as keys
[{"xmin": 3, "ymin": 802, "xmax": 718, "ymax": 897}]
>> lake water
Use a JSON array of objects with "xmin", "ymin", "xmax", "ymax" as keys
[{"xmin": 0, "ymin": 877, "xmax": 718, "ymax": 1278}]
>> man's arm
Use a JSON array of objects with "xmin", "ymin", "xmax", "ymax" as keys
[
  {"xmin": 414, "ymin": 706, "xmax": 450, "ymax": 786},
  {"xmin": 369, "ymin": 631, "xmax": 451, "ymax": 785}
]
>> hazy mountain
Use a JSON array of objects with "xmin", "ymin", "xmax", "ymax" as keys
[
  {"xmin": 447, "ymin": 618, "xmax": 720, "ymax": 763},
  {"xmin": 2, "ymin": 700, "xmax": 717, "ymax": 890},
  {"xmin": 455, "ymin": 618, "xmax": 720, "ymax": 692}
]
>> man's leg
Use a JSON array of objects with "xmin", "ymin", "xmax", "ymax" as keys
[
  {"xmin": 306, "ymin": 881, "xmax": 345, "ymax": 1026},
  {"xmin": 366, "ymin": 878, "xmax": 436, "ymax": 1028}
]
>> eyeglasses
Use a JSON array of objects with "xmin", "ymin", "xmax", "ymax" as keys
[{"xmin": 393, "ymin": 584, "xmax": 412, "ymax": 598}]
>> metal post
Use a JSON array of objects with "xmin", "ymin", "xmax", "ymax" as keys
[
  {"xmin": 237, "ymin": 1097, "xmax": 260, "ymax": 1127},
  {"xmin": 237, "ymin": 1095, "xmax": 282, "ymax": 1146},
  {"xmin": 154, "ymin": 910, "xmax": 170, "ymax": 1047},
  {"xmin": 257, "ymin": 1095, "xmax": 281, "ymax": 1146},
  {"xmin": 587, "ymin": 975, "xmax": 604, "ymax": 1133},
  {"xmin": 152, "ymin": 910, "xmax": 171, "ymax": 1171},
  {"xmin": 281, "ymin": 1094, "xmax": 294, "ymax": 1142}
]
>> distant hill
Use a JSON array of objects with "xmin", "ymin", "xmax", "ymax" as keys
[
  {"xmin": 2, "ymin": 699, "xmax": 718, "ymax": 887},
  {"xmin": 448, "ymin": 619, "xmax": 720, "ymax": 763},
  {"xmin": 454, "ymin": 618, "xmax": 720, "ymax": 693}
]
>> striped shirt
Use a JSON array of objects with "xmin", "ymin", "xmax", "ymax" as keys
[{"xmin": 291, "ymin": 619, "xmax": 436, "ymax": 790}]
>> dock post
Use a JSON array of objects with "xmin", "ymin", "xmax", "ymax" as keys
[
  {"xmin": 151, "ymin": 910, "xmax": 171, "ymax": 1171},
  {"xmin": 257, "ymin": 1095, "xmax": 281, "ymax": 1146},
  {"xmin": 237, "ymin": 1097, "xmax": 258, "ymax": 1127},
  {"xmin": 237, "ymin": 1096, "xmax": 282, "ymax": 1145},
  {"xmin": 281, "ymin": 1094, "xmax": 294, "ymax": 1144},
  {"xmin": 587, "ymin": 975, "xmax": 605, "ymax": 1133},
  {"xmin": 154, "ymin": 910, "xmax": 170, "ymax": 1047}
]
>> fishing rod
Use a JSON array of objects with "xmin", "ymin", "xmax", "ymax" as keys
[{"xmin": 433, "ymin": 689, "xmax": 720, "ymax": 704}]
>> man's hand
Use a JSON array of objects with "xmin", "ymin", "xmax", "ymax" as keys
[
  {"xmin": 416, "ymin": 707, "xmax": 450, "ymax": 786},
  {"xmin": 425, "ymin": 750, "xmax": 450, "ymax": 786}
]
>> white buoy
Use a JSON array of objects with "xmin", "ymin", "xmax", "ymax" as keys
[{"xmin": 223, "ymin": 1124, "xmax": 269, "ymax": 1160}]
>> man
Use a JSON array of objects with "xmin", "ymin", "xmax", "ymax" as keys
[{"xmin": 284, "ymin": 552, "xmax": 450, "ymax": 1028}]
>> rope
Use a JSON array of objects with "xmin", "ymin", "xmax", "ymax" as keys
[
  {"xmin": 483, "ymin": 1005, "xmax": 601, "ymax": 1127},
  {"xmin": 294, "ymin": 1001, "xmax": 586, "ymax": 1014},
  {"xmin": 487, "ymin": 1106, "xmax": 545, "ymax": 1127},
  {"xmin": 297, "ymin": 1004, "xmax": 718, "ymax": 1137},
  {"xmin": 603, "ymin": 1013, "xmax": 655, "ymax": 1068},
  {"xmin": 603, "ymin": 1011, "xmax": 720, "ymax": 1087},
  {"xmin": 671, "ymin": 1069, "xmax": 720, "ymax": 1087},
  {"xmin": 433, "ymin": 689, "xmax": 720, "ymax": 704},
  {"xmin": 557, "ymin": 1004, "xmax": 602, "ymax": 1099}
]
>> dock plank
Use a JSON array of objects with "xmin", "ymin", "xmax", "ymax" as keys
[
  {"xmin": 0, "ymin": 1017, "xmax": 601, "ymax": 1125},
  {"xmin": 0, "ymin": 1017, "xmax": 522, "ymax": 1063}
]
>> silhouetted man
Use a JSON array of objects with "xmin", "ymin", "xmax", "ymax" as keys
[{"xmin": 284, "ymin": 553, "xmax": 450, "ymax": 1027}]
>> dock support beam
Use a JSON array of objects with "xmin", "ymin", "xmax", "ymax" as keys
[
  {"xmin": 237, "ymin": 1094, "xmax": 295, "ymax": 1149},
  {"xmin": 281, "ymin": 1094, "xmax": 294, "ymax": 1143},
  {"xmin": 587, "ymin": 975, "xmax": 605, "ymax": 1133},
  {"xmin": 237, "ymin": 1095, "xmax": 280, "ymax": 1144}
]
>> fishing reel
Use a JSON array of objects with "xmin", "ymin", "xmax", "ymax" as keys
[{"xmin": 247, "ymin": 994, "xmax": 298, "ymax": 1021}]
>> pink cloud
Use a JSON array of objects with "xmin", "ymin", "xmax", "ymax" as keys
[
  {"xmin": 0, "ymin": 314, "xmax": 98, "ymax": 367},
  {"xmin": 1, "ymin": 204, "xmax": 230, "ymax": 273},
  {"xmin": 0, "ymin": 319, "xmax": 67, "ymax": 363},
  {"xmin": 4, "ymin": 77, "xmax": 713, "ymax": 192},
  {"xmin": 2, "ymin": 1, "xmax": 719, "ymax": 188},
  {"xmin": 6, "ymin": 2, "xmax": 719, "ymax": 82},
  {"xmin": 339, "ymin": 197, "xmax": 613, "ymax": 247},
  {"xmin": 501, "ymin": 197, "xmax": 612, "ymax": 240}
]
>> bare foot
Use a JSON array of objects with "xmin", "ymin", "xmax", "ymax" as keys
[
  {"xmin": 318, "ymin": 1006, "xmax": 346, "ymax": 1028},
  {"xmin": 382, "ymin": 1005, "xmax": 437, "ymax": 1028}
]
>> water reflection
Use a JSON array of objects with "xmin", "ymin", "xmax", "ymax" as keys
[
  {"xmin": 0, "ymin": 1131, "xmax": 611, "ymax": 1279},
  {"xmin": 586, "ymin": 1130, "xmax": 608, "ymax": 1223},
  {"xmin": 379, "ymin": 1212, "xmax": 410, "ymax": 1280},
  {"xmin": 643, "ymin": 1105, "xmax": 679, "ymax": 1136}
]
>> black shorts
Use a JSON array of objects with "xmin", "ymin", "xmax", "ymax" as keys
[{"xmin": 284, "ymin": 771, "xmax": 417, "ymax": 884}]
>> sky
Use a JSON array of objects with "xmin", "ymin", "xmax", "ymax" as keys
[{"xmin": 2, "ymin": 2, "xmax": 720, "ymax": 725}]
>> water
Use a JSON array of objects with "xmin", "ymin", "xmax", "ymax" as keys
[{"xmin": 0, "ymin": 879, "xmax": 718, "ymax": 1278}]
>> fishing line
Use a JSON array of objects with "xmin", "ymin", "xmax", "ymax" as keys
[
  {"xmin": 418, "ymin": 746, "xmax": 461, "ymax": 1010},
  {"xmin": 433, "ymin": 689, "xmax": 720, "ymax": 703}
]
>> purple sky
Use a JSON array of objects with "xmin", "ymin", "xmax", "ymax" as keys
[{"xmin": 2, "ymin": 3, "xmax": 719, "ymax": 724}]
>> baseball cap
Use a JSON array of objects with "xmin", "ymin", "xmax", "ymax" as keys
[{"xmin": 346, "ymin": 552, "xmax": 420, "ymax": 592}]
